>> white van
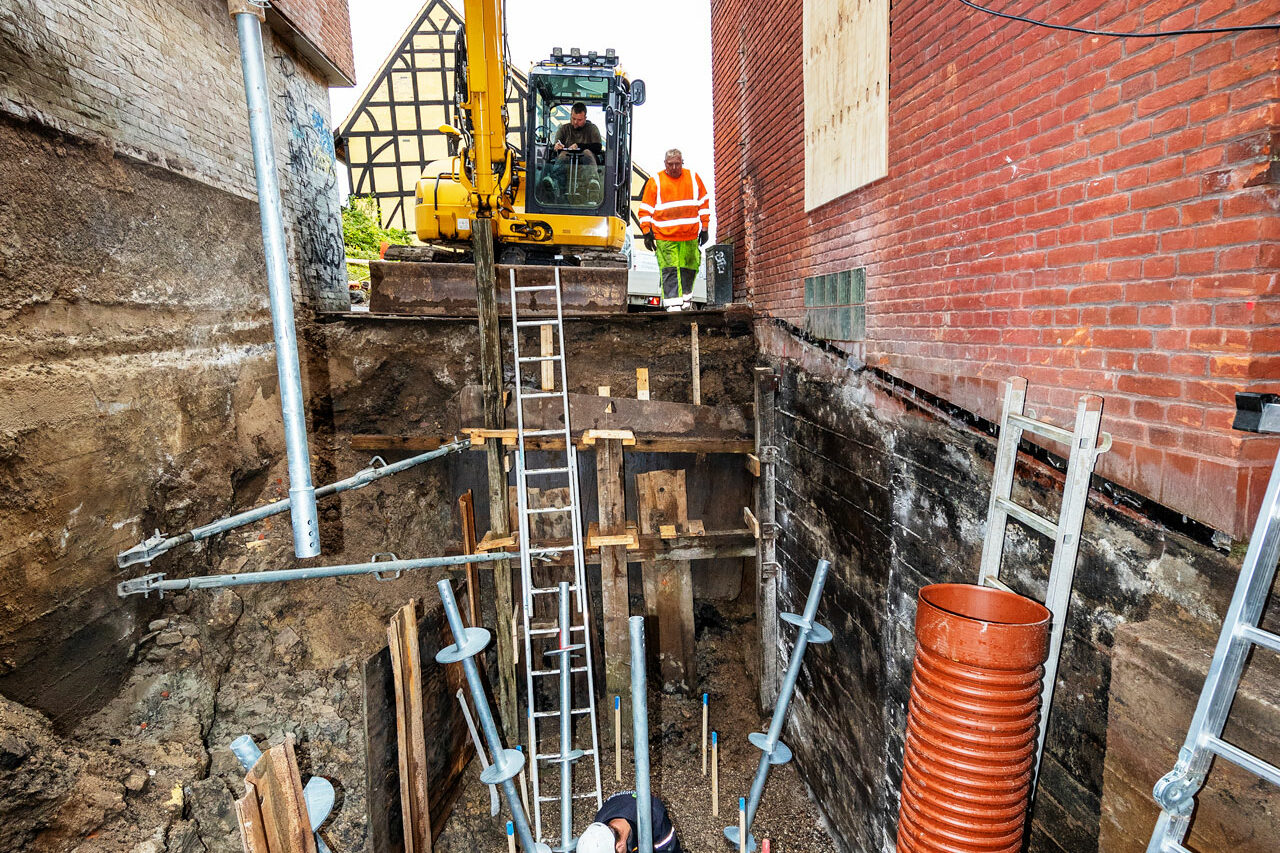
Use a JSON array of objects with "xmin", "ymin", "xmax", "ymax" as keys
[{"xmin": 623, "ymin": 234, "xmax": 707, "ymax": 308}]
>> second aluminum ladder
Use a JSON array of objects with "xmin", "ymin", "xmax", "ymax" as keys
[{"xmin": 508, "ymin": 268, "xmax": 603, "ymax": 848}]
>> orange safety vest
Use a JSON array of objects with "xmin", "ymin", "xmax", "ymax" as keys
[{"xmin": 638, "ymin": 169, "xmax": 710, "ymax": 242}]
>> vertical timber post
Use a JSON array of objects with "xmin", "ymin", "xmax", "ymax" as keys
[
  {"xmin": 474, "ymin": 219, "xmax": 518, "ymax": 735},
  {"xmin": 754, "ymin": 366, "xmax": 780, "ymax": 708},
  {"xmin": 596, "ymin": 436, "xmax": 631, "ymax": 722}
]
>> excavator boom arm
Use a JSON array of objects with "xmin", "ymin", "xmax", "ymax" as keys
[{"xmin": 461, "ymin": 0, "xmax": 510, "ymax": 208}]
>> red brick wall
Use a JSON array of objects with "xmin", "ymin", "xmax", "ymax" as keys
[
  {"xmin": 711, "ymin": 0, "xmax": 1280, "ymax": 537},
  {"xmin": 273, "ymin": 0, "xmax": 355, "ymax": 83}
]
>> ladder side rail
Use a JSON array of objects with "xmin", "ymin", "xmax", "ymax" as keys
[
  {"xmin": 1149, "ymin": 445, "xmax": 1280, "ymax": 851},
  {"xmin": 552, "ymin": 270, "xmax": 606, "ymax": 810},
  {"xmin": 1030, "ymin": 394, "xmax": 1105, "ymax": 784},
  {"xmin": 978, "ymin": 378, "xmax": 1029, "ymax": 587},
  {"xmin": 509, "ymin": 268, "xmax": 548, "ymax": 841}
]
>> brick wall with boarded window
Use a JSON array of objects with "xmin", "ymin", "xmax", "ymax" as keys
[{"xmin": 711, "ymin": 0, "xmax": 1279, "ymax": 537}]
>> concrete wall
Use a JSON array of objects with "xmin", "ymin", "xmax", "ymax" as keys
[
  {"xmin": 710, "ymin": 0, "xmax": 1280, "ymax": 537},
  {"xmin": 754, "ymin": 320, "xmax": 1252, "ymax": 853},
  {"xmin": 0, "ymin": 0, "xmax": 350, "ymax": 725}
]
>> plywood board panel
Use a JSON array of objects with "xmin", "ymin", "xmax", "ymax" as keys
[{"xmin": 803, "ymin": 0, "xmax": 890, "ymax": 210}]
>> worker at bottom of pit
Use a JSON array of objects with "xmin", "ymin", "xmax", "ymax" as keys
[
  {"xmin": 638, "ymin": 148, "xmax": 711, "ymax": 312},
  {"xmin": 577, "ymin": 791, "xmax": 686, "ymax": 853}
]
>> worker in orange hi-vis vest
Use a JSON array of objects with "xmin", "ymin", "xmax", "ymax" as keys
[{"xmin": 637, "ymin": 149, "xmax": 711, "ymax": 311}]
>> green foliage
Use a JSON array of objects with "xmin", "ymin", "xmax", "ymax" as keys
[{"xmin": 342, "ymin": 196, "xmax": 411, "ymax": 261}]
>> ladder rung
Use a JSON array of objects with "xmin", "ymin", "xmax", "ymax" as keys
[
  {"xmin": 525, "ymin": 467, "xmax": 570, "ymax": 476},
  {"xmin": 1205, "ymin": 735, "xmax": 1280, "ymax": 787},
  {"xmin": 1239, "ymin": 624, "xmax": 1280, "ymax": 654},
  {"xmin": 528, "ymin": 625, "xmax": 587, "ymax": 637},
  {"xmin": 517, "ymin": 319, "xmax": 559, "ymax": 327},
  {"xmin": 536, "ymin": 748, "xmax": 596, "ymax": 762},
  {"xmin": 514, "ymin": 285, "xmax": 559, "ymax": 293},
  {"xmin": 527, "ymin": 506, "xmax": 572, "ymax": 515},
  {"xmin": 532, "ymin": 665, "xmax": 590, "ymax": 676},
  {"xmin": 522, "ymin": 429, "xmax": 565, "ymax": 437},
  {"xmin": 980, "ymin": 576, "xmax": 1015, "ymax": 594},
  {"xmin": 521, "ymin": 391, "xmax": 561, "ymax": 399},
  {"xmin": 518, "ymin": 355, "xmax": 562, "ymax": 363},
  {"xmin": 997, "ymin": 497, "xmax": 1058, "ymax": 539},
  {"xmin": 1007, "ymin": 412, "xmax": 1074, "ymax": 447},
  {"xmin": 532, "ymin": 708, "xmax": 593, "ymax": 719}
]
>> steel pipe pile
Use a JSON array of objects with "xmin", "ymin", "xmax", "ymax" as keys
[
  {"xmin": 436, "ymin": 580, "xmax": 550, "ymax": 853},
  {"xmin": 725, "ymin": 558, "xmax": 833, "ymax": 852}
]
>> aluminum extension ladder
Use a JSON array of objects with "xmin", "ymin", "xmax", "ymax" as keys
[
  {"xmin": 508, "ymin": 268, "xmax": 604, "ymax": 847},
  {"xmin": 1147, "ymin": 398, "xmax": 1280, "ymax": 852},
  {"xmin": 977, "ymin": 376, "xmax": 1112, "ymax": 784}
]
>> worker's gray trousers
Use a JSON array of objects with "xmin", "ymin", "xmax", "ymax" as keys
[{"xmin": 661, "ymin": 266, "xmax": 697, "ymax": 301}]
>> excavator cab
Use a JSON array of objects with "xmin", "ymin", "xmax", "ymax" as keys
[{"xmin": 524, "ymin": 48, "xmax": 643, "ymax": 227}]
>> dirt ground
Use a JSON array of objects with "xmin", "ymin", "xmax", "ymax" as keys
[{"xmin": 436, "ymin": 600, "xmax": 836, "ymax": 852}]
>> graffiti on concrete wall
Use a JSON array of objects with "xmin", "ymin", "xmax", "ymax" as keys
[{"xmin": 274, "ymin": 52, "xmax": 347, "ymax": 310}]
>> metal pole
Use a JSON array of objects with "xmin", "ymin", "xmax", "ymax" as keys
[
  {"xmin": 548, "ymin": 582, "xmax": 585, "ymax": 851},
  {"xmin": 232, "ymin": 6, "xmax": 319, "ymax": 559},
  {"xmin": 630, "ymin": 616, "xmax": 654, "ymax": 853},
  {"xmin": 117, "ymin": 441, "xmax": 468, "ymax": 567},
  {"xmin": 725, "ymin": 559, "xmax": 832, "ymax": 852},
  {"xmin": 436, "ymin": 580, "xmax": 550, "ymax": 853},
  {"xmin": 118, "ymin": 551, "xmax": 506, "ymax": 597}
]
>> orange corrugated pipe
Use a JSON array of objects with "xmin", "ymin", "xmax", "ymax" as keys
[{"xmin": 897, "ymin": 583, "xmax": 1051, "ymax": 853}]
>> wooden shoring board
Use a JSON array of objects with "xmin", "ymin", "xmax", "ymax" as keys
[
  {"xmin": 389, "ymin": 601, "xmax": 432, "ymax": 853},
  {"xmin": 365, "ymin": 586, "xmax": 474, "ymax": 853},
  {"xmin": 357, "ymin": 433, "xmax": 754, "ymax": 455},
  {"xmin": 237, "ymin": 736, "xmax": 316, "ymax": 853},
  {"xmin": 596, "ymin": 437, "xmax": 632, "ymax": 714},
  {"xmin": 635, "ymin": 470, "xmax": 696, "ymax": 694}
]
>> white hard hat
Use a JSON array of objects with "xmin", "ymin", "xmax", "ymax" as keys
[{"xmin": 577, "ymin": 822, "xmax": 616, "ymax": 853}]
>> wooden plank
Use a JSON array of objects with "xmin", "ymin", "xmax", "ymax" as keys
[
  {"xmin": 459, "ymin": 386, "xmax": 751, "ymax": 445},
  {"xmin": 540, "ymin": 324, "xmax": 555, "ymax": 391},
  {"xmin": 587, "ymin": 521, "xmax": 639, "ymax": 548},
  {"xmin": 235, "ymin": 781, "xmax": 270, "ymax": 853},
  {"xmin": 465, "ymin": 428, "xmax": 519, "ymax": 446},
  {"xmin": 691, "ymin": 323, "xmax": 701, "ymax": 406},
  {"xmin": 582, "ymin": 429, "xmax": 636, "ymax": 446},
  {"xmin": 365, "ymin": 588, "xmax": 474, "ymax": 853},
  {"xmin": 743, "ymin": 506, "xmax": 760, "ymax": 539},
  {"xmin": 635, "ymin": 470, "xmax": 696, "ymax": 694},
  {"xmin": 803, "ymin": 0, "xmax": 889, "ymax": 210},
  {"xmin": 388, "ymin": 601, "xmax": 432, "ymax": 853},
  {"xmin": 244, "ymin": 737, "xmax": 316, "ymax": 853},
  {"xmin": 458, "ymin": 491, "xmax": 479, "ymax": 627},
  {"xmin": 745, "ymin": 454, "xmax": 761, "ymax": 478},
  {"xmin": 369, "ymin": 261, "xmax": 629, "ymax": 317},
  {"xmin": 636, "ymin": 368, "xmax": 650, "ymax": 401},
  {"xmin": 351, "ymin": 435, "xmax": 447, "ymax": 453},
  {"xmin": 596, "ymin": 436, "xmax": 632, "ymax": 714},
  {"xmin": 659, "ymin": 524, "xmax": 678, "ymax": 540},
  {"xmin": 598, "ymin": 385, "xmax": 611, "ymax": 397},
  {"xmin": 687, "ymin": 519, "xmax": 705, "ymax": 536},
  {"xmin": 477, "ymin": 531, "xmax": 518, "ymax": 552}
]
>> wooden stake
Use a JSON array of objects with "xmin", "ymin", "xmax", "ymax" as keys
[
  {"xmin": 615, "ymin": 695, "xmax": 622, "ymax": 782},
  {"xmin": 738, "ymin": 798, "xmax": 747, "ymax": 852},
  {"xmin": 507, "ymin": 821, "xmax": 516, "ymax": 853},
  {"xmin": 762, "ymin": 840, "xmax": 770, "ymax": 853},
  {"xmin": 701, "ymin": 693, "xmax": 709, "ymax": 776},
  {"xmin": 691, "ymin": 322, "xmax": 701, "ymax": 406},
  {"xmin": 540, "ymin": 324, "xmax": 555, "ymax": 391},
  {"xmin": 598, "ymin": 385, "xmax": 611, "ymax": 397},
  {"xmin": 636, "ymin": 367, "xmax": 650, "ymax": 401},
  {"xmin": 517, "ymin": 745, "xmax": 529, "ymax": 814},
  {"xmin": 711, "ymin": 731, "xmax": 719, "ymax": 817}
]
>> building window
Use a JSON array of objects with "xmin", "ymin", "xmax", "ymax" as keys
[{"xmin": 804, "ymin": 268, "xmax": 866, "ymax": 341}]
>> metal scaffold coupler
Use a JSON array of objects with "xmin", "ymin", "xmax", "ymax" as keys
[
  {"xmin": 116, "ymin": 531, "xmax": 171, "ymax": 568},
  {"xmin": 117, "ymin": 573, "xmax": 167, "ymax": 598}
]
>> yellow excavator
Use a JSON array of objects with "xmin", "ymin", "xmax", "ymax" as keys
[{"xmin": 414, "ymin": 0, "xmax": 646, "ymax": 265}]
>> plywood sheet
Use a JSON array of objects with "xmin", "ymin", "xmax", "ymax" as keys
[{"xmin": 803, "ymin": 0, "xmax": 889, "ymax": 210}]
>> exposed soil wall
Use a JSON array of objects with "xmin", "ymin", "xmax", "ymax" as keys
[{"xmin": 755, "ymin": 320, "xmax": 1253, "ymax": 853}]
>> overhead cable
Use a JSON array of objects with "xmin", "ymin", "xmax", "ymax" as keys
[{"xmin": 955, "ymin": 0, "xmax": 1279, "ymax": 37}]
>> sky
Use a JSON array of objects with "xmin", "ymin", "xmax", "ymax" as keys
[{"xmin": 328, "ymin": 0, "xmax": 715, "ymax": 204}]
